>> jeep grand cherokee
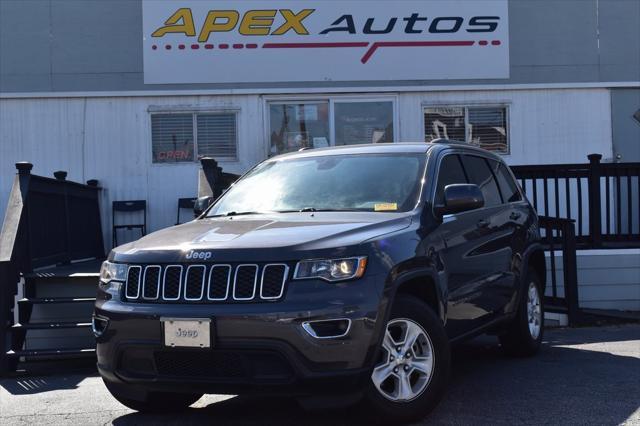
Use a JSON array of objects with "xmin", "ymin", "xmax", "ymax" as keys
[{"xmin": 94, "ymin": 141, "xmax": 545, "ymax": 423}]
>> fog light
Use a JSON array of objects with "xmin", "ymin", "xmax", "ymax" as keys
[
  {"xmin": 92, "ymin": 315, "xmax": 109, "ymax": 338},
  {"xmin": 302, "ymin": 319, "xmax": 351, "ymax": 339}
]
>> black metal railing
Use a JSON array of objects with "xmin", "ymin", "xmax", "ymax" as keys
[
  {"xmin": 538, "ymin": 216, "xmax": 580, "ymax": 325},
  {"xmin": 512, "ymin": 154, "xmax": 640, "ymax": 249},
  {"xmin": 0, "ymin": 163, "xmax": 104, "ymax": 374}
]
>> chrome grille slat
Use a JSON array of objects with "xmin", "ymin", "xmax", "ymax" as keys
[
  {"xmin": 233, "ymin": 264, "xmax": 259, "ymax": 301},
  {"xmin": 125, "ymin": 266, "xmax": 142, "ymax": 299},
  {"xmin": 208, "ymin": 265, "xmax": 231, "ymax": 301},
  {"xmin": 125, "ymin": 263, "xmax": 286, "ymax": 303},
  {"xmin": 184, "ymin": 265, "xmax": 206, "ymax": 301},
  {"xmin": 162, "ymin": 265, "xmax": 183, "ymax": 300},
  {"xmin": 142, "ymin": 265, "xmax": 161, "ymax": 300},
  {"xmin": 260, "ymin": 264, "xmax": 289, "ymax": 300}
]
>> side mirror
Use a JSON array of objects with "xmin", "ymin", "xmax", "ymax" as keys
[
  {"xmin": 193, "ymin": 196, "xmax": 214, "ymax": 218},
  {"xmin": 439, "ymin": 184, "xmax": 484, "ymax": 216}
]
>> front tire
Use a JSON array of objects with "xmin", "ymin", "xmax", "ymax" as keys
[
  {"xmin": 103, "ymin": 379, "xmax": 203, "ymax": 413},
  {"xmin": 499, "ymin": 269, "xmax": 544, "ymax": 357},
  {"xmin": 361, "ymin": 295, "xmax": 450, "ymax": 423}
]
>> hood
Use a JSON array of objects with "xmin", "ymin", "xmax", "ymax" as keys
[{"xmin": 111, "ymin": 212, "xmax": 413, "ymax": 262}]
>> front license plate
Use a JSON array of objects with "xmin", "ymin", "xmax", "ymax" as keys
[{"xmin": 162, "ymin": 318, "xmax": 211, "ymax": 348}]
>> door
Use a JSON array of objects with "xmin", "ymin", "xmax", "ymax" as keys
[{"xmin": 433, "ymin": 153, "xmax": 513, "ymax": 338}]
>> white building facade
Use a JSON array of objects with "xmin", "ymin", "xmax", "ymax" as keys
[{"xmin": 1, "ymin": 1, "xmax": 639, "ymax": 310}]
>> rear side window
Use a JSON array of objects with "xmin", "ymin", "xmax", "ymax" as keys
[
  {"xmin": 460, "ymin": 155, "xmax": 502, "ymax": 207},
  {"xmin": 435, "ymin": 154, "xmax": 468, "ymax": 206},
  {"xmin": 493, "ymin": 162, "xmax": 522, "ymax": 203}
]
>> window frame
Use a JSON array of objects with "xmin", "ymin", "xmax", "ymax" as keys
[
  {"xmin": 422, "ymin": 102, "xmax": 511, "ymax": 155},
  {"xmin": 148, "ymin": 107, "xmax": 240, "ymax": 165},
  {"xmin": 493, "ymin": 162, "xmax": 526, "ymax": 205},
  {"xmin": 264, "ymin": 94, "xmax": 399, "ymax": 157},
  {"xmin": 431, "ymin": 149, "xmax": 512, "ymax": 219},
  {"xmin": 460, "ymin": 154, "xmax": 505, "ymax": 208}
]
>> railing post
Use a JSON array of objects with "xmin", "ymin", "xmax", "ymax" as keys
[
  {"xmin": 561, "ymin": 220, "xmax": 581, "ymax": 325},
  {"xmin": 54, "ymin": 170, "xmax": 72, "ymax": 264},
  {"xmin": 587, "ymin": 154, "xmax": 602, "ymax": 248},
  {"xmin": 15, "ymin": 162, "xmax": 33, "ymax": 175},
  {"xmin": 199, "ymin": 157, "xmax": 225, "ymax": 199}
]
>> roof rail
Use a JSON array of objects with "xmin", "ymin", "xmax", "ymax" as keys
[
  {"xmin": 298, "ymin": 147, "xmax": 313, "ymax": 152},
  {"xmin": 429, "ymin": 138, "xmax": 467, "ymax": 145}
]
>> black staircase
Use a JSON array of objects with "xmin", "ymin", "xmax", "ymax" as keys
[{"xmin": 0, "ymin": 163, "xmax": 104, "ymax": 375}]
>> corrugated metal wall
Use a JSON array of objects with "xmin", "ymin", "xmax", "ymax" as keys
[{"xmin": 0, "ymin": 88, "xmax": 612, "ymax": 251}]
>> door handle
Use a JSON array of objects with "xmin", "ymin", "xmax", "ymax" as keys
[
  {"xmin": 510, "ymin": 211, "xmax": 522, "ymax": 220},
  {"xmin": 477, "ymin": 220, "xmax": 490, "ymax": 229}
]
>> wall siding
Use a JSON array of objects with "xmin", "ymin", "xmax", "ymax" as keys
[
  {"xmin": 545, "ymin": 250, "xmax": 640, "ymax": 312},
  {"xmin": 0, "ymin": 88, "xmax": 612, "ymax": 250}
]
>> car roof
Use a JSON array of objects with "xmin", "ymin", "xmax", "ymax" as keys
[{"xmin": 267, "ymin": 140, "xmax": 503, "ymax": 162}]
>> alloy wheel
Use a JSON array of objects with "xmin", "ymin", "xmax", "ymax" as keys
[
  {"xmin": 527, "ymin": 281, "xmax": 542, "ymax": 339},
  {"xmin": 371, "ymin": 318, "xmax": 435, "ymax": 402}
]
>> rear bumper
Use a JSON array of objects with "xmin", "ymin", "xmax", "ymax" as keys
[{"xmin": 94, "ymin": 275, "xmax": 386, "ymax": 395}]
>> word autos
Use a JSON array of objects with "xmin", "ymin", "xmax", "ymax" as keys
[{"xmin": 152, "ymin": 8, "xmax": 501, "ymax": 42}]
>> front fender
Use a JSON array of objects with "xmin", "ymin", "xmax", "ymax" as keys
[{"xmin": 362, "ymin": 260, "xmax": 444, "ymax": 371}]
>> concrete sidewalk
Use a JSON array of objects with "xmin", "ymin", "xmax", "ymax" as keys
[{"xmin": 1, "ymin": 324, "xmax": 639, "ymax": 425}]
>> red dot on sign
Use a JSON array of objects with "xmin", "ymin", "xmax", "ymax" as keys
[
  {"xmin": 165, "ymin": 44, "xmax": 171, "ymax": 50},
  {"xmin": 219, "ymin": 44, "xmax": 229, "ymax": 49},
  {"xmin": 152, "ymin": 45, "xmax": 157, "ymax": 50},
  {"xmin": 233, "ymin": 44, "xmax": 244, "ymax": 49},
  {"xmin": 246, "ymin": 44, "xmax": 258, "ymax": 49},
  {"xmin": 205, "ymin": 44, "xmax": 214, "ymax": 49},
  {"xmin": 479, "ymin": 40, "xmax": 488, "ymax": 46},
  {"xmin": 492, "ymin": 40, "xmax": 501, "ymax": 46},
  {"xmin": 191, "ymin": 44, "xmax": 200, "ymax": 50},
  {"xmin": 178, "ymin": 44, "xmax": 185, "ymax": 50}
]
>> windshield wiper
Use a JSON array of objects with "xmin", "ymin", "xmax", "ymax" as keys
[
  {"xmin": 274, "ymin": 208, "xmax": 372, "ymax": 213},
  {"xmin": 208, "ymin": 211, "xmax": 263, "ymax": 218}
]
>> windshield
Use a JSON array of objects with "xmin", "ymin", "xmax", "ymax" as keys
[{"xmin": 207, "ymin": 153, "xmax": 426, "ymax": 216}]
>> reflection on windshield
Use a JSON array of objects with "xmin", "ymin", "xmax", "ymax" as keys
[{"xmin": 207, "ymin": 154, "xmax": 426, "ymax": 217}]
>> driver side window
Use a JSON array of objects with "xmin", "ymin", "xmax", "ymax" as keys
[{"xmin": 435, "ymin": 154, "xmax": 468, "ymax": 206}]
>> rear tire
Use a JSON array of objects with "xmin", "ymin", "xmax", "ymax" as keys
[
  {"xmin": 103, "ymin": 379, "xmax": 202, "ymax": 413},
  {"xmin": 499, "ymin": 269, "xmax": 544, "ymax": 357},
  {"xmin": 360, "ymin": 295, "xmax": 450, "ymax": 424}
]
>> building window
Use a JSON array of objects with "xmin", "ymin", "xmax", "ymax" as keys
[
  {"xmin": 269, "ymin": 102, "xmax": 330, "ymax": 155},
  {"xmin": 334, "ymin": 101, "xmax": 394, "ymax": 146},
  {"xmin": 151, "ymin": 114, "xmax": 194, "ymax": 163},
  {"xmin": 268, "ymin": 98, "xmax": 396, "ymax": 155},
  {"xmin": 151, "ymin": 112, "xmax": 238, "ymax": 163},
  {"xmin": 424, "ymin": 106, "xmax": 509, "ymax": 154}
]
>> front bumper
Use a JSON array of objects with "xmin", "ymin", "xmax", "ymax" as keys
[{"xmin": 95, "ymin": 274, "xmax": 387, "ymax": 395}]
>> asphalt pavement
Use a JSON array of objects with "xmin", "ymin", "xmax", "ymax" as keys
[{"xmin": 1, "ymin": 324, "xmax": 639, "ymax": 426}]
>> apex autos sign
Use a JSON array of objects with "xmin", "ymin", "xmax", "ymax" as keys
[{"xmin": 142, "ymin": 0, "xmax": 509, "ymax": 84}]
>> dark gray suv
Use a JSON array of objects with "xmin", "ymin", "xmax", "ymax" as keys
[{"xmin": 94, "ymin": 141, "xmax": 545, "ymax": 423}]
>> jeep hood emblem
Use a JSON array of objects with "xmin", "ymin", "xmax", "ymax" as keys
[{"xmin": 185, "ymin": 250, "xmax": 213, "ymax": 261}]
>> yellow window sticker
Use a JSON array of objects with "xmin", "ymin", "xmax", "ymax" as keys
[{"xmin": 374, "ymin": 203, "xmax": 398, "ymax": 212}]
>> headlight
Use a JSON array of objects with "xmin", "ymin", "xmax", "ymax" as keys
[
  {"xmin": 293, "ymin": 257, "xmax": 367, "ymax": 282},
  {"xmin": 99, "ymin": 262, "xmax": 128, "ymax": 297},
  {"xmin": 99, "ymin": 261, "xmax": 127, "ymax": 291}
]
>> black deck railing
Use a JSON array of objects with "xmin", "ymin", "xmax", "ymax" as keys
[
  {"xmin": 538, "ymin": 216, "xmax": 580, "ymax": 325},
  {"xmin": 0, "ymin": 163, "xmax": 104, "ymax": 374},
  {"xmin": 512, "ymin": 154, "xmax": 640, "ymax": 249}
]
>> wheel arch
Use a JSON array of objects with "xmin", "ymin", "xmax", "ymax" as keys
[
  {"xmin": 392, "ymin": 270, "xmax": 444, "ymax": 323},
  {"xmin": 525, "ymin": 246, "xmax": 546, "ymax": 293}
]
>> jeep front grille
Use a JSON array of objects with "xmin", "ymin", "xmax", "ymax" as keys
[{"xmin": 124, "ymin": 263, "xmax": 289, "ymax": 303}]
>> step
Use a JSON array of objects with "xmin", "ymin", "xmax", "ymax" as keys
[
  {"xmin": 6, "ymin": 348, "xmax": 96, "ymax": 358},
  {"xmin": 24, "ymin": 259, "xmax": 103, "ymax": 279},
  {"xmin": 17, "ymin": 297, "xmax": 96, "ymax": 305},
  {"xmin": 11, "ymin": 322, "xmax": 92, "ymax": 330}
]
